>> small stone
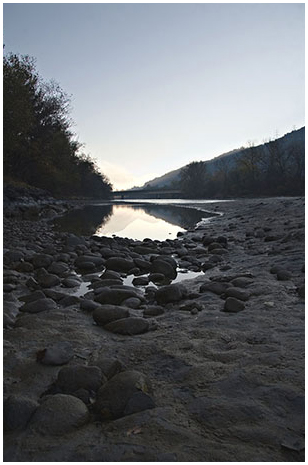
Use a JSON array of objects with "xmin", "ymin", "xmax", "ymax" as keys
[
  {"xmin": 37, "ymin": 341, "xmax": 74, "ymax": 366},
  {"xmin": 223, "ymin": 297, "xmax": 245, "ymax": 313}
]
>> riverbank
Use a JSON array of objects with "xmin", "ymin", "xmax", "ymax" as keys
[{"xmin": 3, "ymin": 197, "xmax": 305, "ymax": 461}]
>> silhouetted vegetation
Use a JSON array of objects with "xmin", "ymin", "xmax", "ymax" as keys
[
  {"xmin": 3, "ymin": 52, "xmax": 112, "ymax": 198},
  {"xmin": 179, "ymin": 129, "xmax": 305, "ymax": 198}
]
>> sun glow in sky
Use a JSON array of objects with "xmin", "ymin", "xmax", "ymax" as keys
[{"xmin": 3, "ymin": 2, "xmax": 305, "ymax": 190}]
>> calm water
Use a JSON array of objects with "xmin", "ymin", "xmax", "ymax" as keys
[{"xmin": 53, "ymin": 201, "xmax": 218, "ymax": 240}]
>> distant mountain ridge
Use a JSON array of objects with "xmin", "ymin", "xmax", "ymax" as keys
[{"xmin": 140, "ymin": 127, "xmax": 305, "ymax": 190}]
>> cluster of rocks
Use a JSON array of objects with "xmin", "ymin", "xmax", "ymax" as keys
[{"xmin": 3, "ymin": 197, "xmax": 305, "ymax": 462}]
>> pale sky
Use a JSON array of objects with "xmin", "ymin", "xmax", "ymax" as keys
[{"xmin": 3, "ymin": 3, "xmax": 305, "ymax": 190}]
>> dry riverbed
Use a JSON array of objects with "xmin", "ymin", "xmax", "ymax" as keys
[{"xmin": 3, "ymin": 197, "xmax": 305, "ymax": 462}]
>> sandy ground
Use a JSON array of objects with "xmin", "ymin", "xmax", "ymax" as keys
[{"xmin": 3, "ymin": 197, "xmax": 305, "ymax": 462}]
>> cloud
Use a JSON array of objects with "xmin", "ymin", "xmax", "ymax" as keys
[{"xmin": 98, "ymin": 160, "xmax": 156, "ymax": 191}]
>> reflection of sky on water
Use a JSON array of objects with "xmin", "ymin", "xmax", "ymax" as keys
[
  {"xmin": 54, "ymin": 202, "xmax": 212, "ymax": 240},
  {"xmin": 96, "ymin": 206, "xmax": 185, "ymax": 240}
]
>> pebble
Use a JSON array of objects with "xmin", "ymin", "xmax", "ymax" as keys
[{"xmin": 36, "ymin": 341, "xmax": 74, "ymax": 365}]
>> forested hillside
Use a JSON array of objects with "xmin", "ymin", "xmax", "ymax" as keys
[
  {"xmin": 3, "ymin": 53, "xmax": 112, "ymax": 199},
  {"xmin": 143, "ymin": 128, "xmax": 305, "ymax": 198}
]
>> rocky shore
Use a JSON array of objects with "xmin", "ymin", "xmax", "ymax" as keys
[{"xmin": 3, "ymin": 196, "xmax": 305, "ymax": 462}]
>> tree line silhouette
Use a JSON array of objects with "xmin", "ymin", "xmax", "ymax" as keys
[
  {"xmin": 179, "ymin": 131, "xmax": 304, "ymax": 198},
  {"xmin": 3, "ymin": 52, "xmax": 112, "ymax": 199}
]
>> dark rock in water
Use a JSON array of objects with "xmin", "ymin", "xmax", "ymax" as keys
[
  {"xmin": 225, "ymin": 287, "xmax": 250, "ymax": 301},
  {"xmin": 143, "ymin": 305, "xmax": 164, "ymax": 316},
  {"xmin": 105, "ymin": 257, "xmax": 135, "ymax": 272},
  {"xmin": 30, "ymin": 394, "xmax": 89, "ymax": 435},
  {"xmin": 4, "ymin": 395, "xmax": 39, "ymax": 432},
  {"xmin": 32, "ymin": 253, "xmax": 53, "ymax": 269},
  {"xmin": 94, "ymin": 370, "xmax": 152, "ymax": 420},
  {"xmin": 104, "ymin": 317, "xmax": 149, "ymax": 335},
  {"xmin": 123, "ymin": 391, "xmax": 155, "ymax": 415},
  {"xmin": 62, "ymin": 277, "xmax": 81, "ymax": 288},
  {"xmin": 150, "ymin": 259, "xmax": 177, "ymax": 279},
  {"xmin": 56, "ymin": 365, "xmax": 104, "ymax": 394},
  {"xmin": 155, "ymin": 283, "xmax": 187, "ymax": 304},
  {"xmin": 19, "ymin": 297, "xmax": 57, "ymax": 314},
  {"xmin": 200, "ymin": 282, "xmax": 230, "ymax": 295},
  {"xmin": 132, "ymin": 276, "xmax": 150, "ymax": 286},
  {"xmin": 134, "ymin": 258, "xmax": 151, "ymax": 271},
  {"xmin": 100, "ymin": 270, "xmax": 123, "ymax": 281},
  {"xmin": 95, "ymin": 288, "xmax": 141, "ymax": 305},
  {"xmin": 93, "ymin": 305, "xmax": 130, "ymax": 326},
  {"xmin": 80, "ymin": 299, "xmax": 101, "ymax": 312},
  {"xmin": 149, "ymin": 272, "xmax": 167, "ymax": 283},
  {"xmin": 276, "ymin": 269, "xmax": 292, "ymax": 281},
  {"xmin": 37, "ymin": 341, "xmax": 74, "ymax": 366},
  {"xmin": 223, "ymin": 297, "xmax": 245, "ymax": 313}
]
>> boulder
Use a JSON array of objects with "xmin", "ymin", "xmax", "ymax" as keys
[
  {"xmin": 223, "ymin": 297, "xmax": 245, "ymax": 313},
  {"xmin": 56, "ymin": 365, "xmax": 104, "ymax": 393},
  {"xmin": 95, "ymin": 288, "xmax": 141, "ymax": 305},
  {"xmin": 32, "ymin": 253, "xmax": 53, "ymax": 269},
  {"xmin": 93, "ymin": 305, "xmax": 130, "ymax": 326},
  {"xmin": 4, "ymin": 395, "xmax": 39, "ymax": 432},
  {"xmin": 150, "ymin": 259, "xmax": 177, "ymax": 279},
  {"xmin": 30, "ymin": 394, "xmax": 89, "ymax": 435},
  {"xmin": 94, "ymin": 370, "xmax": 152, "ymax": 419},
  {"xmin": 155, "ymin": 283, "xmax": 187, "ymax": 304},
  {"xmin": 105, "ymin": 257, "xmax": 135, "ymax": 272},
  {"xmin": 104, "ymin": 317, "xmax": 149, "ymax": 335},
  {"xmin": 19, "ymin": 297, "xmax": 57, "ymax": 314}
]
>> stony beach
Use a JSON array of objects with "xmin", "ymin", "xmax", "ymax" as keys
[{"xmin": 3, "ymin": 196, "xmax": 305, "ymax": 462}]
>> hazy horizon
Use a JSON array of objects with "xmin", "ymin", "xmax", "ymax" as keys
[{"xmin": 3, "ymin": 3, "xmax": 305, "ymax": 190}]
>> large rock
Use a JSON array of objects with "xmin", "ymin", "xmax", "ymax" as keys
[
  {"xmin": 93, "ymin": 305, "xmax": 130, "ymax": 326},
  {"xmin": 104, "ymin": 317, "xmax": 149, "ymax": 335},
  {"xmin": 200, "ymin": 281, "xmax": 230, "ymax": 295},
  {"xmin": 56, "ymin": 365, "xmax": 104, "ymax": 393},
  {"xmin": 19, "ymin": 297, "xmax": 57, "ymax": 314},
  {"xmin": 225, "ymin": 287, "xmax": 250, "ymax": 301},
  {"xmin": 223, "ymin": 297, "xmax": 245, "ymax": 313},
  {"xmin": 150, "ymin": 258, "xmax": 177, "ymax": 280},
  {"xmin": 30, "ymin": 394, "xmax": 89, "ymax": 435},
  {"xmin": 75, "ymin": 255, "xmax": 105, "ymax": 270},
  {"xmin": 37, "ymin": 272, "xmax": 61, "ymax": 288},
  {"xmin": 95, "ymin": 288, "xmax": 141, "ymax": 305},
  {"xmin": 105, "ymin": 257, "xmax": 135, "ymax": 272},
  {"xmin": 155, "ymin": 283, "xmax": 187, "ymax": 304},
  {"xmin": 94, "ymin": 370, "xmax": 152, "ymax": 419}
]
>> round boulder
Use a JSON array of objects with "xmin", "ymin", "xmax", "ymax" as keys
[
  {"xmin": 93, "ymin": 305, "xmax": 130, "ymax": 326},
  {"xmin": 30, "ymin": 394, "xmax": 89, "ymax": 435},
  {"xmin": 104, "ymin": 317, "xmax": 149, "ymax": 335}
]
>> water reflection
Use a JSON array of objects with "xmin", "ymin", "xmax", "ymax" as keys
[{"xmin": 54, "ymin": 203, "xmax": 211, "ymax": 240}]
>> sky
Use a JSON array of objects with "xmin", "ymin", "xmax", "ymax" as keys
[{"xmin": 3, "ymin": 2, "xmax": 305, "ymax": 190}]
